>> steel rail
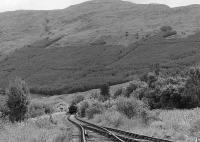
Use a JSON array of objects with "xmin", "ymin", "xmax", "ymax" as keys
[
  {"xmin": 67, "ymin": 115, "xmax": 87, "ymax": 142},
  {"xmin": 75, "ymin": 116, "xmax": 173, "ymax": 142},
  {"xmin": 75, "ymin": 115, "xmax": 126, "ymax": 142}
]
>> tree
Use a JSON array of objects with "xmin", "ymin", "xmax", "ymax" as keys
[
  {"xmin": 7, "ymin": 78, "xmax": 30, "ymax": 122},
  {"xmin": 160, "ymin": 26, "xmax": 172, "ymax": 32},
  {"xmin": 151, "ymin": 63, "xmax": 160, "ymax": 76},
  {"xmin": 184, "ymin": 66, "xmax": 200, "ymax": 106},
  {"xmin": 100, "ymin": 84, "xmax": 110, "ymax": 101},
  {"xmin": 147, "ymin": 72, "xmax": 157, "ymax": 88}
]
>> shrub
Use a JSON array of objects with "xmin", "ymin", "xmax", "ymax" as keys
[
  {"xmin": 142, "ymin": 89, "xmax": 161, "ymax": 109},
  {"xmin": 122, "ymin": 83, "xmax": 137, "ymax": 98},
  {"xmin": 104, "ymin": 110, "xmax": 123, "ymax": 127},
  {"xmin": 7, "ymin": 78, "xmax": 30, "ymax": 122},
  {"xmin": 86, "ymin": 101, "xmax": 104, "ymax": 119},
  {"xmin": 100, "ymin": 84, "xmax": 110, "ymax": 101},
  {"xmin": 140, "ymin": 74, "xmax": 193, "ymax": 109},
  {"xmin": 44, "ymin": 104, "xmax": 55, "ymax": 114},
  {"xmin": 140, "ymin": 72, "xmax": 157, "ymax": 88},
  {"xmin": 160, "ymin": 26, "xmax": 172, "ymax": 32},
  {"xmin": 71, "ymin": 95, "xmax": 84, "ymax": 105},
  {"xmin": 184, "ymin": 66, "xmax": 200, "ymax": 106},
  {"xmin": 95, "ymin": 110, "xmax": 123, "ymax": 127},
  {"xmin": 189, "ymin": 119, "xmax": 200, "ymax": 136},
  {"xmin": 132, "ymin": 81, "xmax": 148, "ymax": 99},
  {"xmin": 89, "ymin": 92, "xmax": 100, "ymax": 100},
  {"xmin": 140, "ymin": 73, "xmax": 148, "ymax": 82},
  {"xmin": 147, "ymin": 72, "xmax": 157, "ymax": 88},
  {"xmin": 0, "ymin": 95, "xmax": 9, "ymax": 118},
  {"xmin": 151, "ymin": 63, "xmax": 161, "ymax": 76},
  {"xmin": 160, "ymin": 84, "xmax": 185, "ymax": 109},
  {"xmin": 116, "ymin": 97, "xmax": 148, "ymax": 119},
  {"xmin": 77, "ymin": 100, "xmax": 89, "ymax": 117},
  {"xmin": 29, "ymin": 103, "xmax": 54, "ymax": 118},
  {"xmin": 34, "ymin": 117, "xmax": 54, "ymax": 129},
  {"xmin": 29, "ymin": 103, "xmax": 46, "ymax": 118},
  {"xmin": 54, "ymin": 102, "xmax": 68, "ymax": 112},
  {"xmin": 113, "ymin": 88, "xmax": 123, "ymax": 99}
]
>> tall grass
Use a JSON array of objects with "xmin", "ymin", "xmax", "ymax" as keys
[
  {"xmin": 0, "ymin": 114, "xmax": 72, "ymax": 142},
  {"xmin": 116, "ymin": 97, "xmax": 148, "ymax": 119}
]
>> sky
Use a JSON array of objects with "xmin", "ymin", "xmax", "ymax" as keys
[{"xmin": 0, "ymin": 0, "xmax": 200, "ymax": 12}]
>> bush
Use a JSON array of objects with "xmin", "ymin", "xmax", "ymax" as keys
[
  {"xmin": 34, "ymin": 117, "xmax": 54, "ymax": 129},
  {"xmin": 89, "ymin": 92, "xmax": 100, "ymax": 100},
  {"xmin": 140, "ymin": 72, "xmax": 157, "ymax": 88},
  {"xmin": 159, "ymin": 84, "xmax": 185, "ymax": 109},
  {"xmin": 7, "ymin": 78, "xmax": 30, "ymax": 122},
  {"xmin": 140, "ymin": 74, "xmax": 195, "ymax": 109},
  {"xmin": 103, "ymin": 110, "xmax": 123, "ymax": 127},
  {"xmin": 189, "ymin": 119, "xmax": 200, "ymax": 136},
  {"xmin": 160, "ymin": 26, "xmax": 172, "ymax": 32},
  {"xmin": 116, "ymin": 97, "xmax": 149, "ymax": 119},
  {"xmin": 0, "ymin": 95, "xmax": 9, "ymax": 118},
  {"xmin": 86, "ymin": 101, "xmax": 104, "ymax": 119},
  {"xmin": 29, "ymin": 103, "xmax": 45, "ymax": 118},
  {"xmin": 151, "ymin": 63, "xmax": 161, "ymax": 76},
  {"xmin": 131, "ymin": 81, "xmax": 148, "ymax": 100},
  {"xmin": 184, "ymin": 66, "xmax": 200, "ymax": 107},
  {"xmin": 147, "ymin": 72, "xmax": 158, "ymax": 88},
  {"xmin": 77, "ymin": 101, "xmax": 89, "ymax": 117},
  {"xmin": 142, "ymin": 88, "xmax": 161, "ymax": 109},
  {"xmin": 94, "ymin": 110, "xmax": 123, "ymax": 127},
  {"xmin": 71, "ymin": 95, "xmax": 84, "ymax": 105},
  {"xmin": 100, "ymin": 84, "xmax": 110, "ymax": 101},
  {"xmin": 122, "ymin": 83, "xmax": 137, "ymax": 98},
  {"xmin": 113, "ymin": 88, "xmax": 123, "ymax": 99},
  {"xmin": 43, "ymin": 104, "xmax": 54, "ymax": 114},
  {"xmin": 29, "ymin": 102, "xmax": 54, "ymax": 118}
]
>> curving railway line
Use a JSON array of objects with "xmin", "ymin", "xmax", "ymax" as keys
[{"xmin": 68, "ymin": 115, "xmax": 173, "ymax": 142}]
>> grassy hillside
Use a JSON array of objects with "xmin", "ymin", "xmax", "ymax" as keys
[{"xmin": 0, "ymin": 0, "xmax": 200, "ymax": 94}]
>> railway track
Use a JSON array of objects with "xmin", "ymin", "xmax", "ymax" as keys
[
  {"xmin": 68, "ymin": 115, "xmax": 126, "ymax": 142},
  {"xmin": 68, "ymin": 115, "xmax": 173, "ymax": 142},
  {"xmin": 70, "ymin": 115, "xmax": 174, "ymax": 142},
  {"xmin": 67, "ymin": 115, "xmax": 86, "ymax": 142}
]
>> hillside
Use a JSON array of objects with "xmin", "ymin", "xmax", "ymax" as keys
[{"xmin": 0, "ymin": 0, "xmax": 200, "ymax": 93}]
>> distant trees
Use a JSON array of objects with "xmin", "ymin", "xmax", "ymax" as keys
[
  {"xmin": 160, "ymin": 25, "xmax": 177, "ymax": 38},
  {"xmin": 100, "ymin": 84, "xmax": 111, "ymax": 101},
  {"xmin": 7, "ymin": 78, "xmax": 30, "ymax": 122},
  {"xmin": 184, "ymin": 66, "xmax": 200, "ymax": 107},
  {"xmin": 151, "ymin": 63, "xmax": 161, "ymax": 76},
  {"xmin": 125, "ymin": 32, "xmax": 129, "ymax": 39},
  {"xmin": 160, "ymin": 26, "xmax": 173, "ymax": 32},
  {"xmin": 138, "ymin": 65, "xmax": 200, "ymax": 109},
  {"xmin": 113, "ymin": 88, "xmax": 123, "ymax": 99},
  {"xmin": 135, "ymin": 32, "xmax": 139, "ymax": 39}
]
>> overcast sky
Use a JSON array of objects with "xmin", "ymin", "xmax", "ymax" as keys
[{"xmin": 0, "ymin": 0, "xmax": 200, "ymax": 12}]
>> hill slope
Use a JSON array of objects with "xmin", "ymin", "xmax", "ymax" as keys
[{"xmin": 0, "ymin": 0, "xmax": 200, "ymax": 93}]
